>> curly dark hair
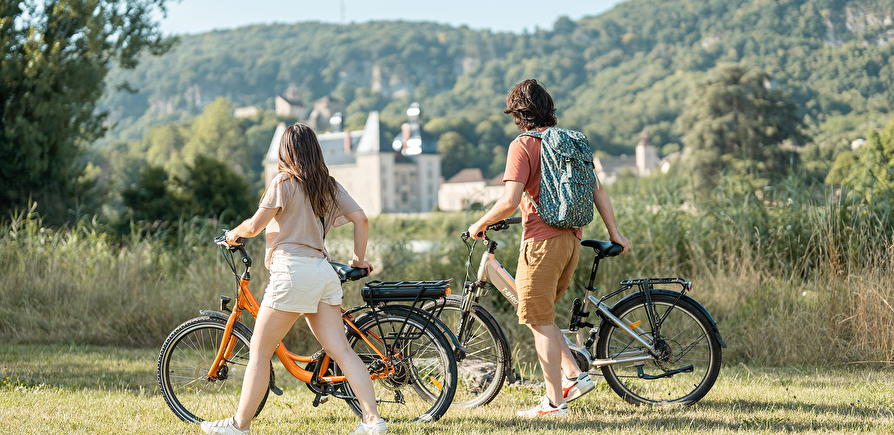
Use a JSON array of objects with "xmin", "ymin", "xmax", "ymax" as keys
[{"xmin": 503, "ymin": 79, "xmax": 557, "ymax": 132}]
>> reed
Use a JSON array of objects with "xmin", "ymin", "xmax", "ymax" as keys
[{"xmin": 1, "ymin": 175, "xmax": 891, "ymax": 367}]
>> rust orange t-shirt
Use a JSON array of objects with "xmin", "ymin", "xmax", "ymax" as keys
[{"xmin": 503, "ymin": 127, "xmax": 583, "ymax": 242}]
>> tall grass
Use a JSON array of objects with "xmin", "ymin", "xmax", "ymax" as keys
[{"xmin": 1, "ymin": 175, "xmax": 892, "ymax": 367}]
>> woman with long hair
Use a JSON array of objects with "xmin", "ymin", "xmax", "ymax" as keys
[{"xmin": 202, "ymin": 123, "xmax": 386, "ymax": 435}]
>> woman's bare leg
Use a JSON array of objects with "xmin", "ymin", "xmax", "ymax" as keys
[
  {"xmin": 304, "ymin": 303, "xmax": 381, "ymax": 424},
  {"xmin": 232, "ymin": 306, "xmax": 301, "ymax": 430}
]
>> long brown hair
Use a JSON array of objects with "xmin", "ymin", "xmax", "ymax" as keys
[
  {"xmin": 503, "ymin": 79, "xmax": 557, "ymax": 132},
  {"xmin": 277, "ymin": 123, "xmax": 338, "ymax": 218}
]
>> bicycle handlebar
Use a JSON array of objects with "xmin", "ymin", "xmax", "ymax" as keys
[
  {"xmin": 461, "ymin": 217, "xmax": 522, "ymax": 240},
  {"xmin": 214, "ymin": 234, "xmax": 369, "ymax": 283},
  {"xmin": 487, "ymin": 217, "xmax": 521, "ymax": 231},
  {"xmin": 214, "ymin": 234, "xmax": 246, "ymax": 249}
]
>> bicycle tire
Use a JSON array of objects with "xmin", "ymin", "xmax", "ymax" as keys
[
  {"xmin": 157, "ymin": 316, "xmax": 271, "ymax": 423},
  {"xmin": 342, "ymin": 310, "xmax": 457, "ymax": 422},
  {"xmin": 425, "ymin": 296, "xmax": 509, "ymax": 408},
  {"xmin": 596, "ymin": 292, "xmax": 722, "ymax": 406}
]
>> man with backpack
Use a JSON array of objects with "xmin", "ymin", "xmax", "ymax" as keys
[{"xmin": 468, "ymin": 79, "xmax": 630, "ymax": 418}]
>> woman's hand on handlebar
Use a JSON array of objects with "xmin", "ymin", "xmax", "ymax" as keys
[
  {"xmin": 349, "ymin": 258, "xmax": 374, "ymax": 273},
  {"xmin": 224, "ymin": 230, "xmax": 244, "ymax": 247}
]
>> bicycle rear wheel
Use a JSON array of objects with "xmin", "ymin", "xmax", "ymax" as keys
[
  {"xmin": 596, "ymin": 292, "xmax": 722, "ymax": 405},
  {"xmin": 157, "ymin": 316, "xmax": 271, "ymax": 423},
  {"xmin": 426, "ymin": 296, "xmax": 509, "ymax": 408},
  {"xmin": 343, "ymin": 310, "xmax": 457, "ymax": 422}
]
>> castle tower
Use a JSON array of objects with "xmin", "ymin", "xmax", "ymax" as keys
[{"xmin": 635, "ymin": 128, "xmax": 660, "ymax": 177}]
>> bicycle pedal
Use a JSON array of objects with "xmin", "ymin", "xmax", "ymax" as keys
[
  {"xmin": 312, "ymin": 394, "xmax": 328, "ymax": 407},
  {"xmin": 269, "ymin": 384, "xmax": 283, "ymax": 396}
]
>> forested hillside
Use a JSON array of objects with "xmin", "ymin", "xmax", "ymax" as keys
[{"xmin": 99, "ymin": 0, "xmax": 894, "ymax": 163}]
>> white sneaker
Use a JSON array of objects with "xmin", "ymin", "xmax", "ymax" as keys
[
  {"xmin": 352, "ymin": 418, "xmax": 387, "ymax": 434},
  {"xmin": 562, "ymin": 372, "xmax": 595, "ymax": 402},
  {"xmin": 200, "ymin": 417, "xmax": 250, "ymax": 435},
  {"xmin": 516, "ymin": 396, "xmax": 568, "ymax": 418}
]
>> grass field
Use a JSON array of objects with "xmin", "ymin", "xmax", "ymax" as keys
[{"xmin": 1, "ymin": 344, "xmax": 892, "ymax": 434}]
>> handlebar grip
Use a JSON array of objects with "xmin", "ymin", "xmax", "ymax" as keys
[
  {"xmin": 486, "ymin": 217, "xmax": 520, "ymax": 231},
  {"xmin": 214, "ymin": 235, "xmax": 245, "ymax": 247}
]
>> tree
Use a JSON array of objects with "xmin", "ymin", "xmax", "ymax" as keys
[
  {"xmin": 121, "ymin": 165, "xmax": 180, "ymax": 225},
  {"xmin": 677, "ymin": 64, "xmax": 807, "ymax": 191},
  {"xmin": 0, "ymin": 0, "xmax": 173, "ymax": 223},
  {"xmin": 437, "ymin": 131, "xmax": 474, "ymax": 179},
  {"xmin": 836, "ymin": 119, "xmax": 894, "ymax": 201},
  {"xmin": 179, "ymin": 97, "xmax": 248, "ymax": 176},
  {"xmin": 177, "ymin": 155, "xmax": 254, "ymax": 223},
  {"xmin": 122, "ymin": 155, "xmax": 253, "ymax": 228},
  {"xmin": 145, "ymin": 124, "xmax": 185, "ymax": 167}
]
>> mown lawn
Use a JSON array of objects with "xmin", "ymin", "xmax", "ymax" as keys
[{"xmin": 1, "ymin": 344, "xmax": 892, "ymax": 434}]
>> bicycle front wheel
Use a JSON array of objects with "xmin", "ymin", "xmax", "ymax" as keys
[
  {"xmin": 596, "ymin": 292, "xmax": 722, "ymax": 405},
  {"xmin": 343, "ymin": 311, "xmax": 457, "ymax": 422},
  {"xmin": 426, "ymin": 296, "xmax": 509, "ymax": 408},
  {"xmin": 157, "ymin": 316, "xmax": 271, "ymax": 423}
]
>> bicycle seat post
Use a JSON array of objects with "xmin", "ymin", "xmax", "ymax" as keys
[{"xmin": 586, "ymin": 253, "xmax": 601, "ymax": 292}]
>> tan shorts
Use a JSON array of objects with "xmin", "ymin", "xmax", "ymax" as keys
[
  {"xmin": 516, "ymin": 232, "xmax": 581, "ymax": 325},
  {"xmin": 262, "ymin": 254, "xmax": 342, "ymax": 313}
]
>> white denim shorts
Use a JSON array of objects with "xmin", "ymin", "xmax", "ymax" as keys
[{"xmin": 261, "ymin": 254, "xmax": 342, "ymax": 313}]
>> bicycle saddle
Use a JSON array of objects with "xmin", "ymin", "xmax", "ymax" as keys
[
  {"xmin": 329, "ymin": 262, "xmax": 370, "ymax": 282},
  {"xmin": 581, "ymin": 239, "xmax": 624, "ymax": 258}
]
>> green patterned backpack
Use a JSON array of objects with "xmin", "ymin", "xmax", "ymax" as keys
[{"xmin": 519, "ymin": 127, "xmax": 597, "ymax": 229}]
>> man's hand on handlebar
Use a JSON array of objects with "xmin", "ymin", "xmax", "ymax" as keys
[
  {"xmin": 468, "ymin": 217, "xmax": 521, "ymax": 240},
  {"xmin": 467, "ymin": 221, "xmax": 487, "ymax": 240}
]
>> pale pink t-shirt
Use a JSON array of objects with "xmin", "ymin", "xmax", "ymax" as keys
[{"xmin": 259, "ymin": 173, "xmax": 361, "ymax": 269}]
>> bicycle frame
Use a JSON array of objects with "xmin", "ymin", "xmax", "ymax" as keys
[
  {"xmin": 205, "ymin": 246, "xmax": 394, "ymax": 388},
  {"xmin": 468, "ymin": 235, "xmax": 663, "ymax": 368}
]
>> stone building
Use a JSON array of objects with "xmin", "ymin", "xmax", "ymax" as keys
[
  {"xmin": 437, "ymin": 168, "xmax": 503, "ymax": 212},
  {"xmin": 264, "ymin": 104, "xmax": 440, "ymax": 216},
  {"xmin": 594, "ymin": 128, "xmax": 660, "ymax": 184},
  {"xmin": 274, "ymin": 86, "xmax": 308, "ymax": 119}
]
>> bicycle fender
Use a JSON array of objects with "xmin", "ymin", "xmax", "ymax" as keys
[
  {"xmin": 611, "ymin": 290, "xmax": 727, "ymax": 349},
  {"xmin": 198, "ymin": 310, "xmax": 230, "ymax": 322}
]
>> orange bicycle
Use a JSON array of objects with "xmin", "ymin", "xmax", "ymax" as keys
[{"xmin": 156, "ymin": 236, "xmax": 458, "ymax": 424}]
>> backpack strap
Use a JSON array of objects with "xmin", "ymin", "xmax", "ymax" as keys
[
  {"xmin": 516, "ymin": 129, "xmax": 547, "ymax": 216},
  {"xmin": 518, "ymin": 128, "xmax": 546, "ymax": 140}
]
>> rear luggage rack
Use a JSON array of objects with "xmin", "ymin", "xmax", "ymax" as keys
[{"xmin": 360, "ymin": 279, "xmax": 453, "ymax": 303}]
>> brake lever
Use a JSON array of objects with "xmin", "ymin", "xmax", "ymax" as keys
[
  {"xmin": 461, "ymin": 231, "xmax": 470, "ymax": 242},
  {"xmin": 215, "ymin": 234, "xmax": 246, "ymax": 250}
]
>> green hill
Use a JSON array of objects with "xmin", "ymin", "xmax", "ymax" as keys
[{"xmin": 98, "ymin": 0, "xmax": 894, "ymax": 170}]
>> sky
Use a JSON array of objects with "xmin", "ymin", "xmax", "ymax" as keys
[{"xmin": 158, "ymin": 0, "xmax": 628, "ymax": 35}]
